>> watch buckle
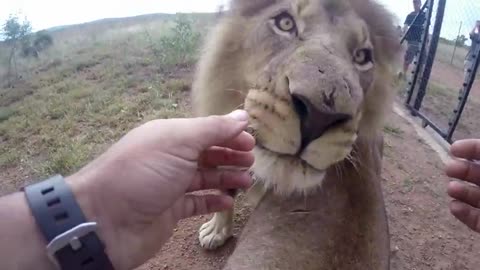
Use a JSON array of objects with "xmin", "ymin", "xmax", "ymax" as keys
[{"xmin": 46, "ymin": 222, "xmax": 98, "ymax": 269}]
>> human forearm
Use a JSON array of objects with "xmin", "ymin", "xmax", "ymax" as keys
[
  {"xmin": 0, "ymin": 112, "xmax": 253, "ymax": 270},
  {"xmin": 0, "ymin": 191, "xmax": 56, "ymax": 270},
  {"xmin": 0, "ymin": 175, "xmax": 119, "ymax": 270}
]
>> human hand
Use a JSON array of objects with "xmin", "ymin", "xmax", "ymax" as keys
[
  {"xmin": 67, "ymin": 110, "xmax": 255, "ymax": 270},
  {"xmin": 445, "ymin": 139, "xmax": 480, "ymax": 233}
]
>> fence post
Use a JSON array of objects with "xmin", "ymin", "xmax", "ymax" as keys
[
  {"xmin": 405, "ymin": 0, "xmax": 434, "ymax": 110},
  {"xmin": 446, "ymin": 35, "xmax": 480, "ymax": 142},
  {"xmin": 413, "ymin": 0, "xmax": 448, "ymax": 111},
  {"xmin": 451, "ymin": 21, "xmax": 463, "ymax": 65}
]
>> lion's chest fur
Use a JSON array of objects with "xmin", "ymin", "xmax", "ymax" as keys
[{"xmin": 224, "ymin": 138, "xmax": 390, "ymax": 270}]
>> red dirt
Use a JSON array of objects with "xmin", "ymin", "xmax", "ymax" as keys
[{"xmin": 430, "ymin": 61, "xmax": 480, "ymax": 99}]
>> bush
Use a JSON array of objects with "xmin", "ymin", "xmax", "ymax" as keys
[
  {"xmin": 157, "ymin": 14, "xmax": 201, "ymax": 67},
  {"xmin": 21, "ymin": 44, "xmax": 38, "ymax": 58},
  {"xmin": 34, "ymin": 30, "xmax": 53, "ymax": 51},
  {"xmin": 20, "ymin": 30, "xmax": 54, "ymax": 58},
  {"xmin": 0, "ymin": 107, "xmax": 15, "ymax": 123}
]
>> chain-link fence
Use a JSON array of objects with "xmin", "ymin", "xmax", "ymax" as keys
[{"xmin": 401, "ymin": 0, "xmax": 480, "ymax": 143}]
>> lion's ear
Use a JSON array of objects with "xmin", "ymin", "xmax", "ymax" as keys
[{"xmin": 230, "ymin": 0, "xmax": 278, "ymax": 16}]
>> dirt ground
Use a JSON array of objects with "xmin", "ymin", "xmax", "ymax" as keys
[
  {"xmin": 132, "ymin": 111, "xmax": 480, "ymax": 270},
  {"xmin": 398, "ymin": 58, "xmax": 480, "ymax": 142},
  {"xmin": 430, "ymin": 61, "xmax": 480, "ymax": 99}
]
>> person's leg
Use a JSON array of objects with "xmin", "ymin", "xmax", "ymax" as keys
[{"xmin": 401, "ymin": 44, "xmax": 415, "ymax": 79}]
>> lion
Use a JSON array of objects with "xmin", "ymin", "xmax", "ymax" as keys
[{"xmin": 191, "ymin": 0, "xmax": 400, "ymax": 255}]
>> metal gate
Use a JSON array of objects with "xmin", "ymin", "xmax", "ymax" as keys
[{"xmin": 402, "ymin": 0, "xmax": 480, "ymax": 143}]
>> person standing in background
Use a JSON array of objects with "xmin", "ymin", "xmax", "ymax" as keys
[
  {"xmin": 464, "ymin": 20, "xmax": 480, "ymax": 80},
  {"xmin": 399, "ymin": 0, "xmax": 426, "ymax": 80},
  {"xmin": 458, "ymin": 21, "xmax": 480, "ymax": 96}
]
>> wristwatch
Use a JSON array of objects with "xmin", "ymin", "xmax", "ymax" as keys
[{"xmin": 23, "ymin": 175, "xmax": 115, "ymax": 270}]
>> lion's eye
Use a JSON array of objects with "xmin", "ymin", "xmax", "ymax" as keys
[
  {"xmin": 354, "ymin": 48, "xmax": 374, "ymax": 71},
  {"xmin": 273, "ymin": 12, "xmax": 297, "ymax": 33},
  {"xmin": 354, "ymin": 48, "xmax": 372, "ymax": 65}
]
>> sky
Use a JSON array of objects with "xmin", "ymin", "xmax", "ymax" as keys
[{"xmin": 1, "ymin": 0, "xmax": 479, "ymax": 40}]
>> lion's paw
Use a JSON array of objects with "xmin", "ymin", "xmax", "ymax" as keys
[{"xmin": 198, "ymin": 214, "xmax": 233, "ymax": 250}]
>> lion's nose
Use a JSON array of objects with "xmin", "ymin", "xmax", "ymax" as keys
[{"xmin": 291, "ymin": 93, "xmax": 351, "ymax": 148}]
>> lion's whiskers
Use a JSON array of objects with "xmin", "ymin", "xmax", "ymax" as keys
[{"xmin": 346, "ymin": 147, "xmax": 378, "ymax": 179}]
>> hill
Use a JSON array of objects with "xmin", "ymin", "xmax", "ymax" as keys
[
  {"xmin": 44, "ymin": 12, "xmax": 214, "ymax": 35},
  {"xmin": 0, "ymin": 12, "xmax": 216, "ymax": 180}
]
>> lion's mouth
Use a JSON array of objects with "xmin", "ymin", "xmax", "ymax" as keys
[
  {"xmin": 247, "ymin": 126, "xmax": 355, "ymax": 174},
  {"xmin": 246, "ymin": 125, "xmax": 305, "ymax": 157},
  {"xmin": 253, "ymin": 140, "xmax": 323, "ymax": 172}
]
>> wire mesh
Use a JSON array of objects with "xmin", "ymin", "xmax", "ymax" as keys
[{"xmin": 399, "ymin": 0, "xmax": 480, "ymax": 142}]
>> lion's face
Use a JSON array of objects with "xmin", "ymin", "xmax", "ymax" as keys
[{"xmin": 192, "ymin": 0, "xmax": 399, "ymax": 195}]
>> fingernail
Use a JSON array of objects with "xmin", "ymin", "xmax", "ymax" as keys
[{"xmin": 226, "ymin": 110, "xmax": 249, "ymax": 121}]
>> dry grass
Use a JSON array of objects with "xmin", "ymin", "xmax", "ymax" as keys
[
  {"xmin": 435, "ymin": 41, "xmax": 468, "ymax": 71},
  {"xmin": 419, "ymin": 82, "xmax": 480, "ymax": 141},
  {"xmin": 0, "ymin": 13, "xmax": 215, "ymax": 179}
]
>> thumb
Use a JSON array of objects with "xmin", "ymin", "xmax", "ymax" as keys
[{"xmin": 189, "ymin": 110, "xmax": 250, "ymax": 151}]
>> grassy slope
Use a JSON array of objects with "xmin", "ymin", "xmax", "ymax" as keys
[{"xmin": 0, "ymin": 13, "xmax": 215, "ymax": 180}]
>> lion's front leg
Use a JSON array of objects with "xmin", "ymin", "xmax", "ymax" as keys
[{"xmin": 199, "ymin": 209, "xmax": 234, "ymax": 250}]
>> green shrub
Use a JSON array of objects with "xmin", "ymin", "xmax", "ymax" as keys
[
  {"xmin": 0, "ymin": 107, "xmax": 15, "ymax": 123},
  {"xmin": 20, "ymin": 30, "xmax": 54, "ymax": 58},
  {"xmin": 157, "ymin": 14, "xmax": 201, "ymax": 67},
  {"xmin": 34, "ymin": 30, "xmax": 54, "ymax": 51}
]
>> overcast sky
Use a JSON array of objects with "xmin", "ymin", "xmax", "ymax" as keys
[{"xmin": 1, "ymin": 0, "xmax": 479, "ymax": 40}]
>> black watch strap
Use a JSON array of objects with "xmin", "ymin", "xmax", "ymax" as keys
[{"xmin": 24, "ymin": 175, "xmax": 115, "ymax": 270}]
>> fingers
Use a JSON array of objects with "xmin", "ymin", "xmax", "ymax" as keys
[
  {"xmin": 448, "ymin": 181, "xmax": 480, "ymax": 208},
  {"xmin": 180, "ymin": 194, "xmax": 234, "ymax": 219},
  {"xmin": 187, "ymin": 110, "xmax": 252, "ymax": 153},
  {"xmin": 445, "ymin": 159, "xmax": 480, "ymax": 185},
  {"xmin": 449, "ymin": 200, "xmax": 480, "ymax": 233},
  {"xmin": 450, "ymin": 139, "xmax": 480, "ymax": 160},
  {"xmin": 446, "ymin": 139, "xmax": 480, "ymax": 233},
  {"xmin": 218, "ymin": 131, "xmax": 255, "ymax": 152},
  {"xmin": 198, "ymin": 146, "xmax": 255, "ymax": 168},
  {"xmin": 188, "ymin": 169, "xmax": 252, "ymax": 193}
]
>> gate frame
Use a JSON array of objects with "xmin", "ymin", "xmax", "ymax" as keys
[{"xmin": 403, "ymin": 0, "xmax": 480, "ymax": 143}]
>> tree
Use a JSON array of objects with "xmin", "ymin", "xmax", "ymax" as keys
[
  {"xmin": 1, "ymin": 14, "xmax": 32, "ymax": 87},
  {"xmin": 455, "ymin": 34, "xmax": 468, "ymax": 47}
]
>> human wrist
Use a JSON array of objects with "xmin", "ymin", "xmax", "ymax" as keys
[
  {"xmin": 65, "ymin": 173, "xmax": 123, "ymax": 270},
  {"xmin": 0, "ymin": 192, "xmax": 57, "ymax": 270}
]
